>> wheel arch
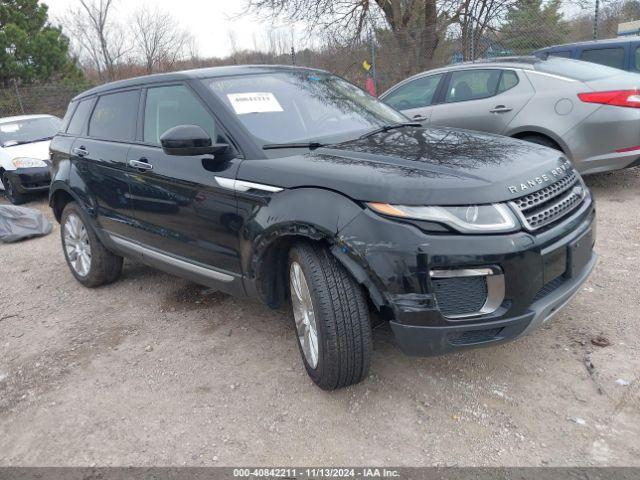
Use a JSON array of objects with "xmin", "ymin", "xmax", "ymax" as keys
[
  {"xmin": 242, "ymin": 187, "xmax": 383, "ymax": 310},
  {"xmin": 49, "ymin": 183, "xmax": 81, "ymax": 223},
  {"xmin": 507, "ymin": 126, "xmax": 570, "ymax": 157}
]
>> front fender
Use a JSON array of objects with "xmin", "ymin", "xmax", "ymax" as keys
[
  {"xmin": 239, "ymin": 187, "xmax": 390, "ymax": 306},
  {"xmin": 241, "ymin": 187, "xmax": 363, "ymax": 275}
]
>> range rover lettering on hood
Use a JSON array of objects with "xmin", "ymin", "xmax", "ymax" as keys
[{"xmin": 507, "ymin": 161, "xmax": 572, "ymax": 194}]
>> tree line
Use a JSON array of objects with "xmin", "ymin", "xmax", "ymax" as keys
[{"xmin": 1, "ymin": 0, "xmax": 639, "ymax": 89}]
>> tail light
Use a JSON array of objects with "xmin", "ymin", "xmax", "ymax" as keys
[{"xmin": 578, "ymin": 90, "xmax": 640, "ymax": 108}]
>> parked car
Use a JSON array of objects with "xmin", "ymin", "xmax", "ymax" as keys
[
  {"xmin": 49, "ymin": 66, "xmax": 596, "ymax": 389},
  {"xmin": 534, "ymin": 37, "xmax": 640, "ymax": 72},
  {"xmin": 0, "ymin": 114, "xmax": 60, "ymax": 204},
  {"xmin": 380, "ymin": 56, "xmax": 640, "ymax": 175}
]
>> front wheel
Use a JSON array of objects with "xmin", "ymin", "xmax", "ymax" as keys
[{"xmin": 289, "ymin": 242, "xmax": 372, "ymax": 390}]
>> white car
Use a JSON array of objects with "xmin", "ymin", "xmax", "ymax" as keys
[{"xmin": 0, "ymin": 114, "xmax": 61, "ymax": 204}]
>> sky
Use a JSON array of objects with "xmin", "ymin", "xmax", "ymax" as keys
[{"xmin": 43, "ymin": 0, "xmax": 301, "ymax": 58}]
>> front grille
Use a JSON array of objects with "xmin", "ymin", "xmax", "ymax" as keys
[
  {"xmin": 533, "ymin": 276, "xmax": 566, "ymax": 302},
  {"xmin": 449, "ymin": 328, "xmax": 503, "ymax": 346},
  {"xmin": 432, "ymin": 276, "xmax": 488, "ymax": 317},
  {"xmin": 511, "ymin": 171, "xmax": 587, "ymax": 231}
]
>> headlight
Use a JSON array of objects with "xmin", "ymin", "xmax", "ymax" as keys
[
  {"xmin": 368, "ymin": 202, "xmax": 519, "ymax": 233},
  {"xmin": 12, "ymin": 157, "xmax": 47, "ymax": 168}
]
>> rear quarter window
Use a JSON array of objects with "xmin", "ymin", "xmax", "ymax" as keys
[{"xmin": 66, "ymin": 98, "xmax": 95, "ymax": 136}]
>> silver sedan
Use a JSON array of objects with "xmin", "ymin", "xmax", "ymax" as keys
[{"xmin": 380, "ymin": 56, "xmax": 640, "ymax": 175}]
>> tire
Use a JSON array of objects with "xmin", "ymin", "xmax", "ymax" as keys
[
  {"xmin": 60, "ymin": 202, "xmax": 123, "ymax": 288},
  {"xmin": 288, "ymin": 242, "xmax": 372, "ymax": 390},
  {"xmin": 2, "ymin": 174, "xmax": 28, "ymax": 205},
  {"xmin": 518, "ymin": 134, "xmax": 561, "ymax": 151}
]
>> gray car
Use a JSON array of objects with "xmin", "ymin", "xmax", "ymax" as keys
[{"xmin": 380, "ymin": 56, "xmax": 640, "ymax": 175}]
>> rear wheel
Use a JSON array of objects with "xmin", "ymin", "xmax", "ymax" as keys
[
  {"xmin": 518, "ymin": 134, "xmax": 562, "ymax": 151},
  {"xmin": 60, "ymin": 202, "xmax": 123, "ymax": 287},
  {"xmin": 2, "ymin": 174, "xmax": 28, "ymax": 205},
  {"xmin": 288, "ymin": 242, "xmax": 372, "ymax": 390}
]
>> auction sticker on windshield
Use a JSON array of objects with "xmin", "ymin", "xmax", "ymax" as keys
[{"xmin": 227, "ymin": 92, "xmax": 284, "ymax": 115}]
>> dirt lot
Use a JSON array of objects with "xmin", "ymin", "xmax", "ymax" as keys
[{"xmin": 0, "ymin": 169, "xmax": 639, "ymax": 467}]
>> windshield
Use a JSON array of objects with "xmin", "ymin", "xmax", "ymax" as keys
[
  {"xmin": 0, "ymin": 117, "xmax": 61, "ymax": 147},
  {"xmin": 535, "ymin": 57, "xmax": 626, "ymax": 81},
  {"xmin": 203, "ymin": 71, "xmax": 407, "ymax": 144}
]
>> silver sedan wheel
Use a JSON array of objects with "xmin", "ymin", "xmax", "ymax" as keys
[
  {"xmin": 64, "ymin": 213, "xmax": 92, "ymax": 277},
  {"xmin": 290, "ymin": 261, "xmax": 319, "ymax": 368}
]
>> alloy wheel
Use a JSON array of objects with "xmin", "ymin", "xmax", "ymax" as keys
[
  {"xmin": 64, "ymin": 213, "xmax": 92, "ymax": 277},
  {"xmin": 290, "ymin": 261, "xmax": 319, "ymax": 368}
]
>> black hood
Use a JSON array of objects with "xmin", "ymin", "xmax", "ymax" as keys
[{"xmin": 239, "ymin": 127, "xmax": 574, "ymax": 205}]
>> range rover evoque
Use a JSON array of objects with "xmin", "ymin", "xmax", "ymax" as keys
[{"xmin": 49, "ymin": 66, "xmax": 597, "ymax": 390}]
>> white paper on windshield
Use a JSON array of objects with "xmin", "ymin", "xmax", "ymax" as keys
[
  {"xmin": 0, "ymin": 124, "xmax": 19, "ymax": 133},
  {"xmin": 227, "ymin": 92, "xmax": 283, "ymax": 115}
]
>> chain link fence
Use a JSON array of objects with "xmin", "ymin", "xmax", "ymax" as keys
[{"xmin": 0, "ymin": 83, "xmax": 86, "ymax": 119}]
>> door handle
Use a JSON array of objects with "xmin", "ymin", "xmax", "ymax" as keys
[
  {"xmin": 490, "ymin": 105, "xmax": 513, "ymax": 113},
  {"xmin": 128, "ymin": 158, "xmax": 153, "ymax": 171},
  {"xmin": 412, "ymin": 114, "xmax": 428, "ymax": 122},
  {"xmin": 73, "ymin": 146, "xmax": 88, "ymax": 157}
]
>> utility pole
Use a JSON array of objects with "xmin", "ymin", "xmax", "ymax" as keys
[
  {"xmin": 13, "ymin": 79, "xmax": 25, "ymax": 115},
  {"xmin": 370, "ymin": 28, "xmax": 377, "ymax": 95},
  {"xmin": 593, "ymin": 0, "xmax": 600, "ymax": 40}
]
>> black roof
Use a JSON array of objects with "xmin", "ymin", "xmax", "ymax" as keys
[{"xmin": 73, "ymin": 64, "xmax": 328, "ymax": 101}]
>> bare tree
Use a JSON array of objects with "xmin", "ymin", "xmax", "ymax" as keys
[
  {"xmin": 244, "ymin": 0, "xmax": 472, "ymax": 73},
  {"xmin": 457, "ymin": 0, "xmax": 518, "ymax": 60},
  {"xmin": 131, "ymin": 6, "xmax": 194, "ymax": 74},
  {"xmin": 60, "ymin": 0, "xmax": 129, "ymax": 81}
]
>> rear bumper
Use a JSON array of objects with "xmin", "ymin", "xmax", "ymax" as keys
[
  {"xmin": 4, "ymin": 167, "xmax": 51, "ymax": 193},
  {"xmin": 389, "ymin": 252, "xmax": 596, "ymax": 356},
  {"xmin": 574, "ymin": 149, "xmax": 640, "ymax": 175}
]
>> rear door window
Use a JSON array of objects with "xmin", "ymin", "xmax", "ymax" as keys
[
  {"xmin": 445, "ymin": 69, "xmax": 502, "ymax": 103},
  {"xmin": 383, "ymin": 74, "xmax": 444, "ymax": 110},
  {"xmin": 580, "ymin": 47, "xmax": 625, "ymax": 69},
  {"xmin": 89, "ymin": 90, "xmax": 140, "ymax": 141},
  {"xmin": 66, "ymin": 98, "xmax": 94, "ymax": 136},
  {"xmin": 634, "ymin": 46, "xmax": 640, "ymax": 71}
]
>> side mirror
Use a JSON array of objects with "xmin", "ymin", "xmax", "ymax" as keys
[{"xmin": 160, "ymin": 125, "xmax": 229, "ymax": 156}]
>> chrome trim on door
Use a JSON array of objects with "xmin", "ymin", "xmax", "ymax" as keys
[
  {"xmin": 214, "ymin": 177, "xmax": 283, "ymax": 193},
  {"xmin": 430, "ymin": 267, "xmax": 505, "ymax": 319},
  {"xmin": 108, "ymin": 234, "xmax": 234, "ymax": 282}
]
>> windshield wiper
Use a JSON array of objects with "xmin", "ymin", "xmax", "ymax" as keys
[
  {"xmin": 263, "ymin": 142, "xmax": 327, "ymax": 150},
  {"xmin": 358, "ymin": 122, "xmax": 422, "ymax": 140}
]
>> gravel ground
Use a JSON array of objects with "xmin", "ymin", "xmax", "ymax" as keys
[{"xmin": 0, "ymin": 168, "xmax": 639, "ymax": 467}]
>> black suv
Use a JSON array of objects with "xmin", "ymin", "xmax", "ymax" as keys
[{"xmin": 50, "ymin": 66, "xmax": 597, "ymax": 390}]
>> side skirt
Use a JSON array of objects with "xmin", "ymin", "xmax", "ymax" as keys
[{"xmin": 105, "ymin": 233, "xmax": 247, "ymax": 297}]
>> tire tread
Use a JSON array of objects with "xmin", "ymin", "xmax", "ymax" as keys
[{"xmin": 290, "ymin": 242, "xmax": 372, "ymax": 390}]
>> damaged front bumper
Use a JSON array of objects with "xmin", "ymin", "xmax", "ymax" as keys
[{"xmin": 338, "ymin": 198, "xmax": 597, "ymax": 356}]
